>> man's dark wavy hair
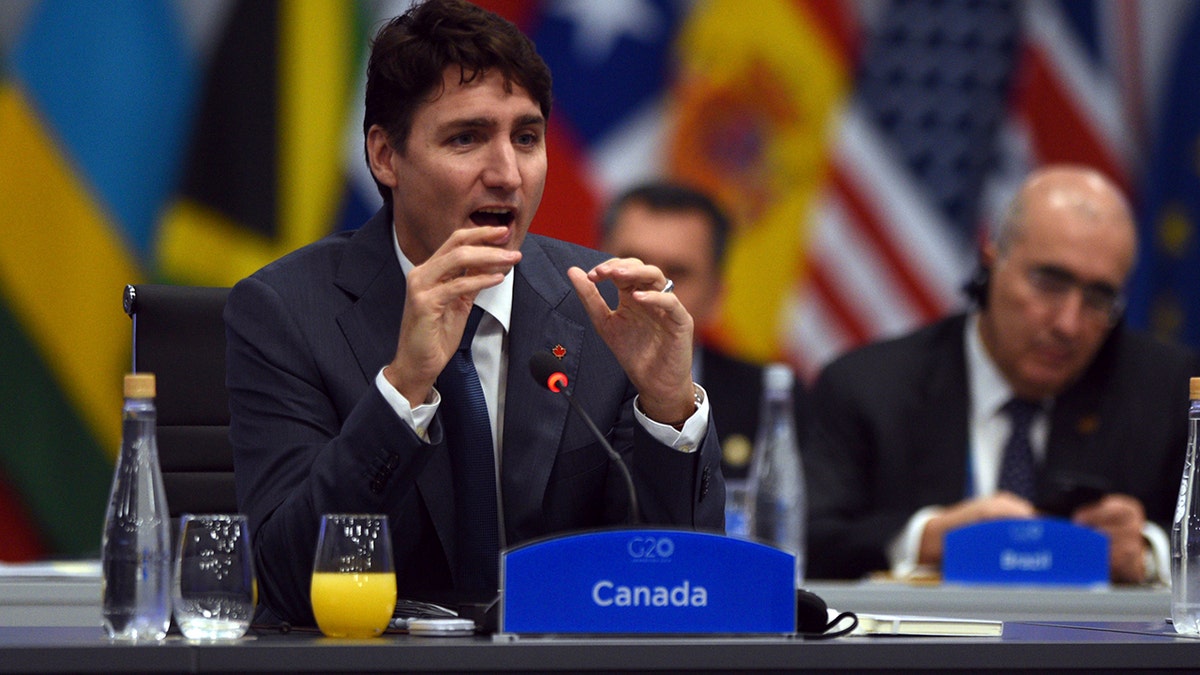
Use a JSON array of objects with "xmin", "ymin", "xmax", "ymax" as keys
[{"xmin": 363, "ymin": 0, "xmax": 553, "ymax": 203}]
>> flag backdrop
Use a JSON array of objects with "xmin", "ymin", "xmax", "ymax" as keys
[{"xmin": 1, "ymin": 0, "xmax": 1197, "ymax": 560}]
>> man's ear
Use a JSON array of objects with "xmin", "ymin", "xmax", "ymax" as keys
[{"xmin": 366, "ymin": 125, "xmax": 400, "ymax": 190}]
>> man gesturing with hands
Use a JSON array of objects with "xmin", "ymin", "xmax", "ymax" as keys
[{"xmin": 225, "ymin": 0, "xmax": 724, "ymax": 627}]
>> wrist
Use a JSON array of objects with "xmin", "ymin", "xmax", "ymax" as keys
[
  {"xmin": 383, "ymin": 364, "xmax": 433, "ymax": 407},
  {"xmin": 640, "ymin": 384, "xmax": 703, "ymax": 429}
]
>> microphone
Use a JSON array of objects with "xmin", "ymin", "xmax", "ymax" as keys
[{"xmin": 529, "ymin": 352, "xmax": 640, "ymax": 524}]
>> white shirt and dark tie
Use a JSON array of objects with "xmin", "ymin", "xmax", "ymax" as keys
[{"xmin": 371, "ymin": 229, "xmax": 709, "ymax": 573}]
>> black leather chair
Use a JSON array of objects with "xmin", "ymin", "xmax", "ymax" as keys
[{"xmin": 123, "ymin": 284, "xmax": 237, "ymax": 518}]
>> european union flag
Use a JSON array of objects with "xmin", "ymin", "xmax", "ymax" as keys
[{"xmin": 1127, "ymin": 8, "xmax": 1200, "ymax": 348}]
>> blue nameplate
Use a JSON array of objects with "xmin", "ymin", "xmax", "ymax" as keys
[
  {"xmin": 501, "ymin": 529, "xmax": 795, "ymax": 634},
  {"xmin": 942, "ymin": 518, "xmax": 1108, "ymax": 586}
]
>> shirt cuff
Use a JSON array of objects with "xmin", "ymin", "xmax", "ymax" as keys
[
  {"xmin": 1142, "ymin": 520, "xmax": 1170, "ymax": 585},
  {"xmin": 888, "ymin": 505, "xmax": 944, "ymax": 579},
  {"xmin": 374, "ymin": 367, "xmax": 438, "ymax": 441},
  {"xmin": 633, "ymin": 384, "xmax": 709, "ymax": 453}
]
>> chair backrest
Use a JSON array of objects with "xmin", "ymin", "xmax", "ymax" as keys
[{"xmin": 123, "ymin": 284, "xmax": 237, "ymax": 518}]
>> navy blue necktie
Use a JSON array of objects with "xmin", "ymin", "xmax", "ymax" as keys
[
  {"xmin": 998, "ymin": 398, "xmax": 1040, "ymax": 501},
  {"xmin": 436, "ymin": 306, "xmax": 499, "ymax": 590}
]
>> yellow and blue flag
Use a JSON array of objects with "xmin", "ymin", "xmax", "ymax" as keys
[{"xmin": 0, "ymin": 0, "xmax": 195, "ymax": 559}]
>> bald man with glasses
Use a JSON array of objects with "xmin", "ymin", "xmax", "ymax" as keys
[{"xmin": 805, "ymin": 165, "xmax": 1197, "ymax": 584}]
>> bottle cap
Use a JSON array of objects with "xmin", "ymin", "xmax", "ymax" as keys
[
  {"xmin": 1192, "ymin": 377, "xmax": 1200, "ymax": 400},
  {"xmin": 763, "ymin": 363, "xmax": 795, "ymax": 393},
  {"xmin": 124, "ymin": 373, "xmax": 156, "ymax": 399}
]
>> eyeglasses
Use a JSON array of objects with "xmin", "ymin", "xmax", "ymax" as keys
[{"xmin": 1024, "ymin": 265, "xmax": 1125, "ymax": 322}]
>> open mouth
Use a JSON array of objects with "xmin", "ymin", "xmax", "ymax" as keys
[{"xmin": 470, "ymin": 207, "xmax": 515, "ymax": 227}]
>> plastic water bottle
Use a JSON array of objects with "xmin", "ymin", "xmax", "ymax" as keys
[
  {"xmin": 101, "ymin": 373, "xmax": 172, "ymax": 641},
  {"xmin": 1172, "ymin": 377, "xmax": 1200, "ymax": 634},
  {"xmin": 724, "ymin": 478, "xmax": 751, "ymax": 539},
  {"xmin": 747, "ymin": 363, "xmax": 806, "ymax": 587}
]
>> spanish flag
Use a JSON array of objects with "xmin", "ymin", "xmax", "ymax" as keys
[{"xmin": 668, "ymin": 0, "xmax": 856, "ymax": 362}]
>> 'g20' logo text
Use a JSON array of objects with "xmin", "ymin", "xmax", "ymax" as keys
[{"xmin": 627, "ymin": 535, "xmax": 674, "ymax": 560}]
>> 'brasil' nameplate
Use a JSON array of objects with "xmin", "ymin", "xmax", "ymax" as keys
[
  {"xmin": 500, "ymin": 529, "xmax": 796, "ymax": 634},
  {"xmin": 943, "ymin": 518, "xmax": 1109, "ymax": 586}
]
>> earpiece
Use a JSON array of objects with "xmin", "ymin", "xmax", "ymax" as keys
[{"xmin": 963, "ymin": 264, "xmax": 990, "ymax": 309}]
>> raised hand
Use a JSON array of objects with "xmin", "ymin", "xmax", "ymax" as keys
[
  {"xmin": 567, "ymin": 258, "xmax": 696, "ymax": 427},
  {"xmin": 384, "ymin": 226, "xmax": 521, "ymax": 406}
]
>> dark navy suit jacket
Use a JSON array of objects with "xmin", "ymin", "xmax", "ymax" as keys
[
  {"xmin": 805, "ymin": 313, "xmax": 1195, "ymax": 580},
  {"xmin": 225, "ymin": 209, "xmax": 725, "ymax": 624}
]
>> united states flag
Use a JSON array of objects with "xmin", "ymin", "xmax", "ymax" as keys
[{"xmin": 789, "ymin": 0, "xmax": 1019, "ymax": 373}]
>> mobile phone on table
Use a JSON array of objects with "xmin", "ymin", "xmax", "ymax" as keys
[{"xmin": 1036, "ymin": 472, "xmax": 1111, "ymax": 517}]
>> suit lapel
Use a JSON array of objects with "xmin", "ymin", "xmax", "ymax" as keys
[
  {"xmin": 333, "ymin": 209, "xmax": 407, "ymax": 382},
  {"xmin": 909, "ymin": 317, "xmax": 972, "ymax": 503},
  {"xmin": 1043, "ymin": 337, "xmax": 1113, "ymax": 488},
  {"xmin": 500, "ymin": 238, "xmax": 588, "ymax": 540}
]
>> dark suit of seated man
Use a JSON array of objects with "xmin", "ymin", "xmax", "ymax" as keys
[
  {"xmin": 805, "ymin": 165, "xmax": 1197, "ymax": 584},
  {"xmin": 225, "ymin": 0, "xmax": 724, "ymax": 626}
]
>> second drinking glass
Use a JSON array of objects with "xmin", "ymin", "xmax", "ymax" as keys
[{"xmin": 173, "ymin": 513, "xmax": 256, "ymax": 640}]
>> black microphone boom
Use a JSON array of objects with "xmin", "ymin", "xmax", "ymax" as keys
[{"xmin": 529, "ymin": 352, "xmax": 640, "ymax": 524}]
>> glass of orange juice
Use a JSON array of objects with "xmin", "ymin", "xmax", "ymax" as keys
[{"xmin": 310, "ymin": 514, "xmax": 396, "ymax": 638}]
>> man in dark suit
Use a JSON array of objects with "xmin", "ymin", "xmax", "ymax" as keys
[
  {"xmin": 600, "ymin": 182, "xmax": 807, "ymax": 485},
  {"xmin": 225, "ymin": 0, "xmax": 724, "ymax": 626},
  {"xmin": 806, "ymin": 165, "xmax": 1196, "ymax": 583}
]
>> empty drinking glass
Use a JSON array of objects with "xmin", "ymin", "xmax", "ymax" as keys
[{"xmin": 173, "ymin": 514, "xmax": 256, "ymax": 640}]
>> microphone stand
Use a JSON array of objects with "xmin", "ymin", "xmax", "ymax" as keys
[
  {"xmin": 559, "ymin": 388, "xmax": 640, "ymax": 525},
  {"xmin": 530, "ymin": 352, "xmax": 640, "ymax": 524}
]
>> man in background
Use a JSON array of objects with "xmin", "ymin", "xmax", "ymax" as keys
[
  {"xmin": 805, "ymin": 165, "xmax": 1196, "ymax": 583},
  {"xmin": 601, "ymin": 181, "xmax": 807, "ymax": 484}
]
